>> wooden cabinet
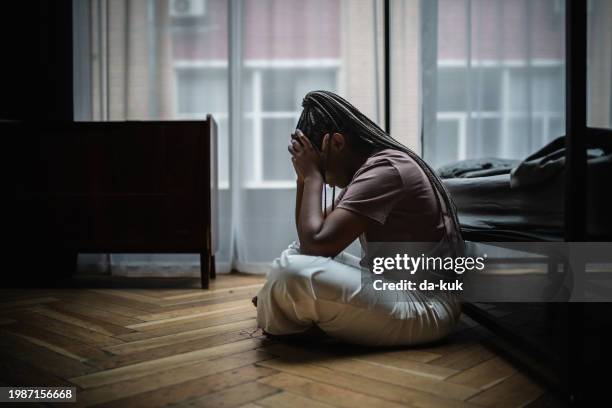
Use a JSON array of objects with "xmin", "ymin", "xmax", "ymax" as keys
[{"xmin": 9, "ymin": 117, "xmax": 218, "ymax": 288}]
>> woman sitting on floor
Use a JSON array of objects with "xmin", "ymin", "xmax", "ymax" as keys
[{"xmin": 253, "ymin": 90, "xmax": 464, "ymax": 346}]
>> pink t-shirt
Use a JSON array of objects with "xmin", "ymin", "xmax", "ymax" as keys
[{"xmin": 336, "ymin": 149, "xmax": 454, "ymax": 257}]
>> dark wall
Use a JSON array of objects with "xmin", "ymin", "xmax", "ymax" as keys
[
  {"xmin": 0, "ymin": 1, "xmax": 73, "ymax": 121},
  {"xmin": 2, "ymin": 1, "xmax": 73, "ymax": 286}
]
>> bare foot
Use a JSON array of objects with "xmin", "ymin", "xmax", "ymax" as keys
[{"xmin": 251, "ymin": 296, "xmax": 258, "ymax": 307}]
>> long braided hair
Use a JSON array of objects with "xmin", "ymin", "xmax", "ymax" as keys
[{"xmin": 295, "ymin": 90, "xmax": 463, "ymax": 249}]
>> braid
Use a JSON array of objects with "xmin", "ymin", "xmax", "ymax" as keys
[{"xmin": 296, "ymin": 90, "xmax": 463, "ymax": 249}]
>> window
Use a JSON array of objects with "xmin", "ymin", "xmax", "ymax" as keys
[
  {"xmin": 243, "ymin": 65, "xmax": 338, "ymax": 187},
  {"xmin": 433, "ymin": 62, "xmax": 564, "ymax": 167},
  {"xmin": 427, "ymin": 0, "xmax": 566, "ymax": 168},
  {"xmin": 175, "ymin": 63, "xmax": 338, "ymax": 188},
  {"xmin": 170, "ymin": 0, "xmax": 342, "ymax": 189},
  {"xmin": 73, "ymin": 0, "xmax": 390, "ymax": 269}
]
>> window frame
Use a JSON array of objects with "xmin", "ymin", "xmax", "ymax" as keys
[
  {"xmin": 434, "ymin": 59, "xmax": 565, "ymax": 165},
  {"xmin": 173, "ymin": 58, "xmax": 340, "ymax": 189}
]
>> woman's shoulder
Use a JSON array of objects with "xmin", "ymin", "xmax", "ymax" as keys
[
  {"xmin": 366, "ymin": 148, "xmax": 430, "ymax": 187},
  {"xmin": 348, "ymin": 149, "xmax": 412, "ymax": 189},
  {"xmin": 366, "ymin": 148, "xmax": 419, "ymax": 170}
]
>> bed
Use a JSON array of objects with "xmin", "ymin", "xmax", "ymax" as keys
[
  {"xmin": 433, "ymin": 2, "xmax": 612, "ymax": 392},
  {"xmin": 437, "ymin": 142, "xmax": 612, "ymax": 400},
  {"xmin": 441, "ymin": 150, "xmax": 612, "ymax": 242}
]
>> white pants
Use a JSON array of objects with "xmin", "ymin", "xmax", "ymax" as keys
[{"xmin": 256, "ymin": 242, "xmax": 463, "ymax": 346}]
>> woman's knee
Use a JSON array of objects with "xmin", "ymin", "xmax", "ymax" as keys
[
  {"xmin": 269, "ymin": 255, "xmax": 307, "ymax": 284},
  {"xmin": 266, "ymin": 252, "xmax": 321, "ymax": 299}
]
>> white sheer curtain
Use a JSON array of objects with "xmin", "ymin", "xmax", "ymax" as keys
[
  {"xmin": 74, "ymin": 0, "xmax": 399, "ymax": 275},
  {"xmin": 76, "ymin": 0, "xmax": 583, "ymax": 276},
  {"xmin": 230, "ymin": 0, "xmax": 388, "ymax": 272},
  {"xmin": 587, "ymin": 0, "xmax": 612, "ymax": 129},
  {"xmin": 421, "ymin": 0, "xmax": 566, "ymax": 168}
]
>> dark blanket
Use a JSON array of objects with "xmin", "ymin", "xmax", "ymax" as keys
[
  {"xmin": 437, "ymin": 158, "xmax": 519, "ymax": 179},
  {"xmin": 510, "ymin": 135, "xmax": 611, "ymax": 188},
  {"xmin": 439, "ymin": 134, "xmax": 612, "ymax": 239},
  {"xmin": 437, "ymin": 134, "xmax": 612, "ymax": 188}
]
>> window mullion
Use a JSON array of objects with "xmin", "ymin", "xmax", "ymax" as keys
[{"xmin": 253, "ymin": 69, "xmax": 263, "ymax": 183}]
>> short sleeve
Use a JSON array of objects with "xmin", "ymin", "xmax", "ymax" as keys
[{"xmin": 336, "ymin": 159, "xmax": 406, "ymax": 224}]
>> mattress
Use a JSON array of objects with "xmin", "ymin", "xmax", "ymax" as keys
[{"xmin": 442, "ymin": 154, "xmax": 612, "ymax": 242}]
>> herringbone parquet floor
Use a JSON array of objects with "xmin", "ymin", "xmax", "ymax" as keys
[{"xmin": 0, "ymin": 274, "xmax": 565, "ymax": 407}]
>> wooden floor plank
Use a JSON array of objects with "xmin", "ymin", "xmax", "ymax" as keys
[
  {"xmin": 0, "ymin": 352, "xmax": 76, "ymax": 389},
  {"xmin": 57, "ymin": 291, "xmax": 162, "ymax": 314},
  {"xmin": 161, "ymin": 283, "xmax": 263, "ymax": 301},
  {"xmin": 70, "ymin": 338, "xmax": 265, "ymax": 388},
  {"xmin": 125, "ymin": 304, "xmax": 254, "ymax": 331},
  {"xmin": 104, "ymin": 318, "xmax": 257, "ymax": 355},
  {"xmin": 467, "ymin": 372, "xmax": 544, "ymax": 407},
  {"xmin": 1, "ymin": 322, "xmax": 109, "ymax": 362},
  {"xmin": 430, "ymin": 343, "xmax": 496, "ymax": 371},
  {"xmin": 135, "ymin": 275, "xmax": 262, "ymax": 298},
  {"xmin": 79, "ymin": 290, "xmax": 163, "ymax": 313},
  {"xmin": 263, "ymin": 343, "xmax": 479, "ymax": 401},
  {"xmin": 296, "ymin": 341, "xmax": 442, "ymax": 364},
  {"xmin": 118, "ymin": 288, "xmax": 183, "ymax": 299},
  {"xmin": 256, "ymin": 391, "xmax": 336, "ymax": 408},
  {"xmin": 91, "ymin": 329, "xmax": 262, "ymax": 369},
  {"xmin": 13, "ymin": 310, "xmax": 124, "ymax": 347},
  {"xmin": 57, "ymin": 293, "xmax": 155, "ymax": 318},
  {"xmin": 135, "ymin": 298, "xmax": 252, "ymax": 321},
  {"xmin": 275, "ymin": 338, "xmax": 455, "ymax": 379},
  {"xmin": 109, "ymin": 285, "xmax": 261, "ymax": 307},
  {"xmin": 146, "ymin": 290, "xmax": 261, "ymax": 314},
  {"xmin": 90, "ymin": 288, "xmax": 169, "ymax": 303},
  {"xmin": 120, "ymin": 307, "xmax": 256, "ymax": 340},
  {"xmin": 94, "ymin": 364, "xmax": 277, "ymax": 408},
  {"xmin": 258, "ymin": 357, "xmax": 479, "ymax": 408},
  {"xmin": 447, "ymin": 356, "xmax": 516, "ymax": 390},
  {"xmin": 48, "ymin": 301, "xmax": 145, "ymax": 326},
  {"xmin": 0, "ymin": 331, "xmax": 97, "ymax": 378},
  {"xmin": 416, "ymin": 339, "xmax": 477, "ymax": 358},
  {"xmin": 75, "ymin": 349, "xmax": 273, "ymax": 407},
  {"xmin": 259, "ymin": 372, "xmax": 410, "ymax": 408},
  {"xmin": 352, "ymin": 353, "xmax": 459, "ymax": 380},
  {"xmin": 352, "ymin": 347, "xmax": 441, "ymax": 364},
  {"xmin": 158, "ymin": 285, "xmax": 263, "ymax": 307},
  {"xmin": 173, "ymin": 380, "xmax": 279, "ymax": 408},
  {"xmin": 32, "ymin": 305, "xmax": 135, "ymax": 336}
]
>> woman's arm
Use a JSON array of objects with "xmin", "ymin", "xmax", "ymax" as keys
[
  {"xmin": 289, "ymin": 131, "xmax": 370, "ymax": 257},
  {"xmin": 292, "ymin": 131, "xmax": 305, "ymax": 230},
  {"xmin": 297, "ymin": 171, "xmax": 325, "ymax": 247},
  {"xmin": 295, "ymin": 179, "xmax": 304, "ymax": 231},
  {"xmin": 292, "ymin": 133, "xmax": 330, "ymax": 230},
  {"xmin": 295, "ymin": 179, "xmax": 336, "ymax": 237},
  {"xmin": 298, "ymin": 173, "xmax": 369, "ymax": 257}
]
